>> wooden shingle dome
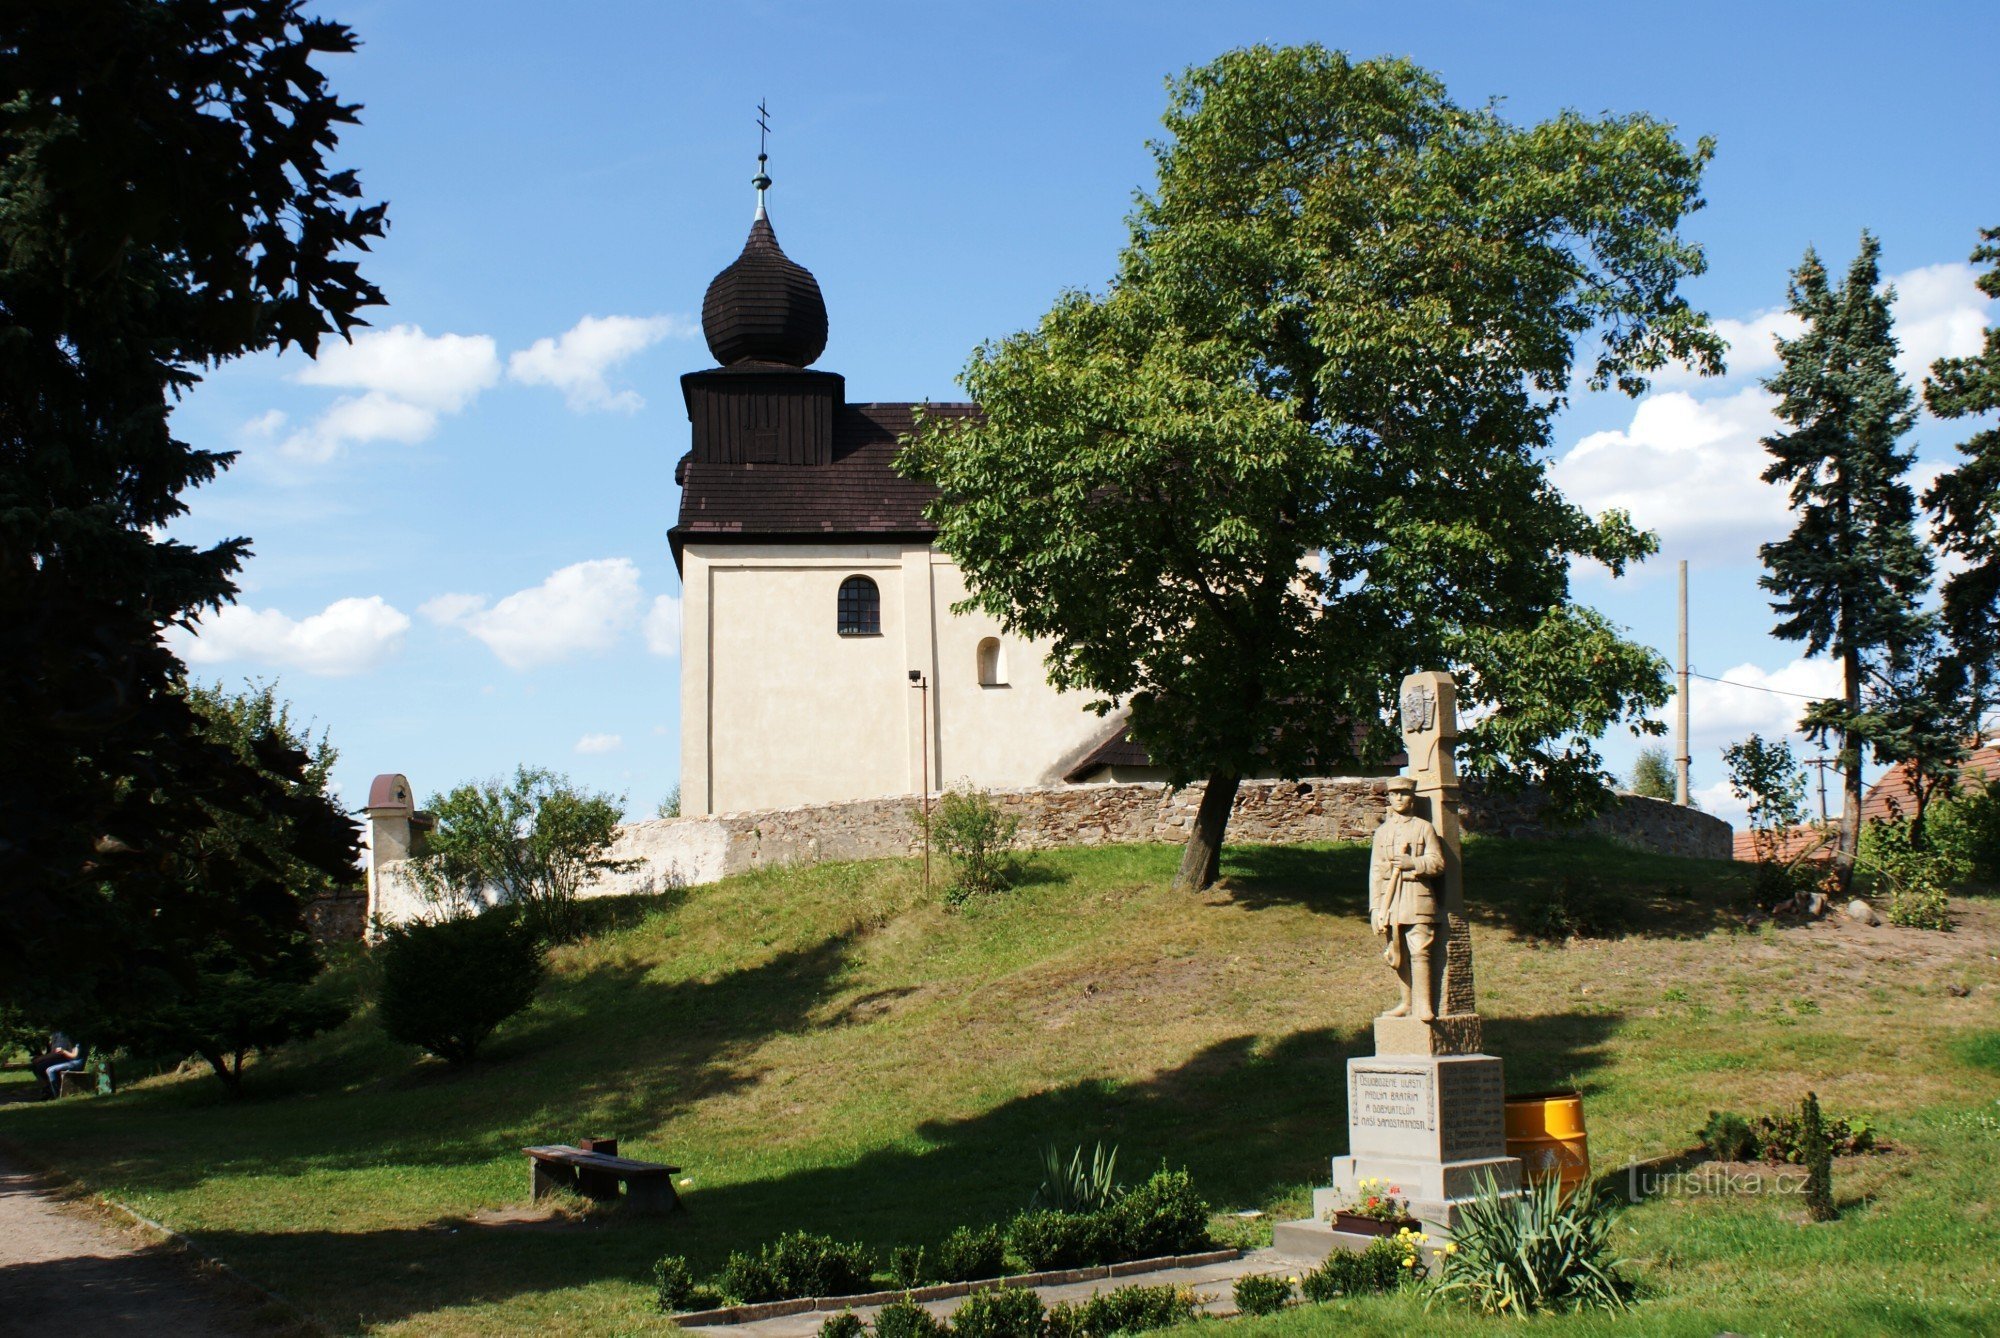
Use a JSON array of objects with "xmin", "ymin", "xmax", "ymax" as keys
[{"xmin": 701, "ymin": 214, "xmax": 828, "ymax": 369}]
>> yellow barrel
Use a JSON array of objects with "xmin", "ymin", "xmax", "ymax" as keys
[{"xmin": 1504, "ymin": 1090, "xmax": 1590, "ymax": 1197}]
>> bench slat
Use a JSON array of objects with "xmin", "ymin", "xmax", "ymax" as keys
[{"xmin": 523, "ymin": 1145, "xmax": 680, "ymax": 1176}]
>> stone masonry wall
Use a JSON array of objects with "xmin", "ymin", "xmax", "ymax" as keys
[{"xmin": 368, "ymin": 778, "xmax": 1732, "ymax": 925}]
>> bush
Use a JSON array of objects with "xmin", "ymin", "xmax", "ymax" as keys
[
  {"xmin": 720, "ymin": 1230, "xmax": 875, "ymax": 1302},
  {"xmin": 1007, "ymin": 1209, "xmax": 1113, "ymax": 1271},
  {"xmin": 1866, "ymin": 818, "xmax": 1956, "ymax": 929},
  {"xmin": 950, "ymin": 1286, "xmax": 1045, "ymax": 1338},
  {"xmin": 1232, "ymin": 1273, "xmax": 1294, "ymax": 1316},
  {"xmin": 820, "ymin": 1311, "xmax": 865, "ymax": 1338},
  {"xmin": 1749, "ymin": 1103, "xmax": 1875, "ymax": 1162},
  {"xmin": 1800, "ymin": 1091, "xmax": 1836, "ymax": 1222},
  {"xmin": 1032, "ymin": 1142, "xmax": 1123, "ymax": 1214},
  {"xmin": 923, "ymin": 787, "xmax": 1022, "ymax": 905},
  {"xmin": 889, "ymin": 1245, "xmax": 927, "ymax": 1289},
  {"xmin": 1523, "ymin": 875, "xmax": 1626, "ymax": 940},
  {"xmin": 874, "ymin": 1296, "xmax": 947, "ymax": 1338},
  {"xmin": 1108, "ymin": 1165, "xmax": 1212, "ymax": 1259},
  {"xmin": 654, "ymin": 1256, "xmax": 697, "ymax": 1312},
  {"xmin": 1046, "ymin": 1284, "xmax": 1198, "ymax": 1338},
  {"xmin": 1299, "ymin": 1237, "xmax": 1404, "ymax": 1301},
  {"xmin": 929, "ymin": 1224, "xmax": 1006, "ymax": 1283},
  {"xmin": 1698, "ymin": 1110, "xmax": 1757, "ymax": 1161},
  {"xmin": 376, "ymin": 911, "xmax": 544, "ymax": 1063},
  {"xmin": 1932, "ymin": 778, "xmax": 2000, "ymax": 884},
  {"xmin": 1431, "ymin": 1174, "xmax": 1629, "ymax": 1315}
]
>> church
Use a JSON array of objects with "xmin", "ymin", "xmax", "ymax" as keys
[{"xmin": 669, "ymin": 169, "xmax": 1136, "ymax": 816}]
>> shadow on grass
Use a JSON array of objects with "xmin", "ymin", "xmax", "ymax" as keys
[
  {"xmin": 1219, "ymin": 836, "xmax": 1756, "ymax": 943},
  {"xmin": 176, "ymin": 1009, "xmax": 1621, "ymax": 1331}
]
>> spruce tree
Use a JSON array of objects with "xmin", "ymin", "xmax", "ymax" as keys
[
  {"xmin": 1758, "ymin": 234, "xmax": 1931, "ymax": 894},
  {"xmin": 1923, "ymin": 226, "xmax": 2000, "ymax": 718}
]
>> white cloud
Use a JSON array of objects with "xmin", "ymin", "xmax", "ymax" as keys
[
  {"xmin": 1684, "ymin": 657, "xmax": 1842, "ymax": 746},
  {"xmin": 643, "ymin": 594, "xmax": 683, "ymax": 658},
  {"xmin": 1656, "ymin": 308, "xmax": 1803, "ymax": 387},
  {"xmin": 425, "ymin": 558, "xmax": 645, "ymax": 669},
  {"xmin": 508, "ymin": 314, "xmax": 689, "ymax": 413},
  {"xmin": 242, "ymin": 408, "xmax": 288, "ymax": 439},
  {"xmin": 1553, "ymin": 385, "xmax": 1788, "ymax": 560},
  {"xmin": 171, "ymin": 595, "xmax": 411, "ymax": 676},
  {"xmin": 1888, "ymin": 261, "xmax": 1992, "ymax": 386},
  {"xmin": 275, "ymin": 324, "xmax": 500, "ymax": 462},
  {"xmin": 574, "ymin": 733, "xmax": 624, "ymax": 755}
]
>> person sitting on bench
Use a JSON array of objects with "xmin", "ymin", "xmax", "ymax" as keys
[{"xmin": 36, "ymin": 1032, "xmax": 83, "ymax": 1099}]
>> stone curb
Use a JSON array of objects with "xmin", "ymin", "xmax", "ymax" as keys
[{"xmin": 673, "ymin": 1249, "xmax": 1243, "ymax": 1327}]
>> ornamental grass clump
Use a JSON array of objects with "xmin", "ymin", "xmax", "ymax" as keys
[
  {"xmin": 1032, "ymin": 1142, "xmax": 1123, "ymax": 1213},
  {"xmin": 1430, "ymin": 1173, "xmax": 1630, "ymax": 1316}
]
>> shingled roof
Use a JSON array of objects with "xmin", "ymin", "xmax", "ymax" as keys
[{"xmin": 670, "ymin": 402, "xmax": 976, "ymax": 564}]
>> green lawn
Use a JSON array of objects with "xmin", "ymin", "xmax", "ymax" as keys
[{"xmin": 2, "ymin": 837, "xmax": 1996, "ymax": 1335}]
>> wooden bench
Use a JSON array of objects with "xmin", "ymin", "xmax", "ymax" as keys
[{"xmin": 523, "ymin": 1138, "xmax": 681, "ymax": 1215}]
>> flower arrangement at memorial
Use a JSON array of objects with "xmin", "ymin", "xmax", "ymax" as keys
[{"xmin": 1343, "ymin": 1177, "xmax": 1410, "ymax": 1222}]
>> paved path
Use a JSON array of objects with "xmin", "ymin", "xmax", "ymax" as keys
[
  {"xmin": 0, "ymin": 1155, "xmax": 277, "ymax": 1336},
  {"xmin": 696, "ymin": 1245, "xmax": 1327, "ymax": 1338}
]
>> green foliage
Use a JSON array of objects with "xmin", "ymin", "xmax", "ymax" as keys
[
  {"xmin": 1431, "ymin": 1174, "xmax": 1629, "ymax": 1315},
  {"xmin": 409, "ymin": 766, "xmax": 636, "ymax": 943},
  {"xmin": 1, "ymin": 0, "xmax": 384, "ymax": 1022},
  {"xmin": 1107, "ymin": 1164, "xmax": 1212, "ymax": 1259},
  {"xmin": 820, "ymin": 1311, "xmax": 865, "ymax": 1338},
  {"xmin": 1922, "ymin": 226, "xmax": 2000, "ymax": 709},
  {"xmin": 889, "ymin": 1246, "xmax": 927, "ymax": 1290},
  {"xmin": 948, "ymin": 1286, "xmax": 1044, "ymax": 1338},
  {"xmin": 927, "ymin": 1225, "xmax": 1006, "ymax": 1284},
  {"xmin": 1725, "ymin": 735, "xmax": 1811, "ymax": 842},
  {"xmin": 873, "ymin": 1297, "xmax": 947, "ymax": 1338},
  {"xmin": 720, "ymin": 1231, "xmax": 875, "ymax": 1303},
  {"xmin": 1044, "ymin": 1283, "xmax": 1199, "ymax": 1338},
  {"xmin": 1005, "ymin": 1209, "xmax": 1113, "ymax": 1272},
  {"xmin": 1800, "ymin": 1092, "xmax": 1838, "ymax": 1222},
  {"xmin": 1931, "ymin": 778, "xmax": 2000, "ymax": 884},
  {"xmin": 923, "ymin": 788, "xmax": 1022, "ymax": 905},
  {"xmin": 1749, "ymin": 1104, "xmax": 1875, "ymax": 1163},
  {"xmin": 104, "ymin": 682, "xmax": 358, "ymax": 1093},
  {"xmin": 1299, "ymin": 1237, "xmax": 1405, "ymax": 1300},
  {"xmin": 1032, "ymin": 1142, "xmax": 1122, "ymax": 1213},
  {"xmin": 658, "ymin": 786, "xmax": 682, "ymax": 819},
  {"xmin": 1863, "ymin": 819, "xmax": 1956, "ymax": 929},
  {"xmin": 1699, "ymin": 1110, "xmax": 1757, "ymax": 1161},
  {"xmin": 376, "ymin": 912, "xmax": 545, "ymax": 1064},
  {"xmin": 901, "ymin": 45, "xmax": 1716, "ymax": 887},
  {"xmin": 1629, "ymin": 746, "xmax": 1678, "ymax": 801},
  {"xmin": 1231, "ymin": 1273, "xmax": 1295, "ymax": 1316},
  {"xmin": 653, "ymin": 1256, "xmax": 703, "ymax": 1312},
  {"xmin": 1522, "ymin": 874, "xmax": 1627, "ymax": 941}
]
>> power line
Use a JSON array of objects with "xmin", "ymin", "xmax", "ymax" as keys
[{"xmin": 1686, "ymin": 670, "xmax": 1828, "ymax": 701}]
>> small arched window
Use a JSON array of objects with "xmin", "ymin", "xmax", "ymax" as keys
[
  {"xmin": 837, "ymin": 575, "xmax": 881, "ymax": 636},
  {"xmin": 977, "ymin": 636, "xmax": 1007, "ymax": 687}
]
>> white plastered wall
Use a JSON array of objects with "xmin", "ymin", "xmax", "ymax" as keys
[{"xmin": 680, "ymin": 541, "xmax": 1111, "ymax": 815}]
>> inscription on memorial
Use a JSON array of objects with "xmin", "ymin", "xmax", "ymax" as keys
[
  {"xmin": 1439, "ymin": 1060, "xmax": 1507, "ymax": 1161},
  {"xmin": 1353, "ymin": 1068, "xmax": 1435, "ymax": 1132}
]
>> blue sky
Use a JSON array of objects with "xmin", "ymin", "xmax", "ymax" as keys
[{"xmin": 163, "ymin": 1, "xmax": 2000, "ymax": 827}]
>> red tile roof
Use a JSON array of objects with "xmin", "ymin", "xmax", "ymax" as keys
[{"xmin": 1730, "ymin": 740, "xmax": 1998, "ymax": 861}]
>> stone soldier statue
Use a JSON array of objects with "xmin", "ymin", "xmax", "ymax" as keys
[{"xmin": 1369, "ymin": 776, "xmax": 1447, "ymax": 1022}]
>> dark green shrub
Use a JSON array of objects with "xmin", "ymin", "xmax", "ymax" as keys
[
  {"xmin": 1300, "ymin": 1238, "xmax": 1403, "ymax": 1301},
  {"xmin": 1046, "ymin": 1284, "xmax": 1199, "ymax": 1338},
  {"xmin": 929, "ymin": 1224, "xmax": 1006, "ymax": 1282},
  {"xmin": 1932, "ymin": 777, "xmax": 2000, "ymax": 884},
  {"xmin": 654, "ymin": 1255, "xmax": 696, "ymax": 1312},
  {"xmin": 950, "ymin": 1286, "xmax": 1045, "ymax": 1338},
  {"xmin": 1699, "ymin": 1110, "xmax": 1756, "ymax": 1161},
  {"xmin": 1523, "ymin": 875, "xmax": 1627, "ymax": 940},
  {"xmin": 1431, "ymin": 1174, "xmax": 1628, "ymax": 1315},
  {"xmin": 874, "ymin": 1297, "xmax": 947, "ymax": 1338},
  {"xmin": 1033, "ymin": 1142, "xmax": 1123, "ymax": 1213},
  {"xmin": 1750, "ymin": 1103, "xmax": 1874, "ymax": 1162},
  {"xmin": 1007, "ymin": 1209, "xmax": 1110, "ymax": 1271},
  {"xmin": 1108, "ymin": 1165, "xmax": 1211, "ymax": 1259},
  {"xmin": 890, "ymin": 1245, "xmax": 927, "ymax": 1289},
  {"xmin": 923, "ymin": 787, "xmax": 1022, "ymax": 905},
  {"xmin": 376, "ymin": 911, "xmax": 544, "ymax": 1063},
  {"xmin": 1800, "ymin": 1092, "xmax": 1836, "ymax": 1222},
  {"xmin": 1232, "ymin": 1272, "xmax": 1294, "ymax": 1316},
  {"xmin": 819, "ymin": 1311, "xmax": 865, "ymax": 1338},
  {"xmin": 718, "ymin": 1250, "xmax": 783, "ymax": 1304},
  {"xmin": 755, "ymin": 1230, "xmax": 875, "ymax": 1299}
]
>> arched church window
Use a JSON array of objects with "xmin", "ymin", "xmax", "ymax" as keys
[
  {"xmin": 837, "ymin": 575, "xmax": 881, "ymax": 636},
  {"xmin": 977, "ymin": 636, "xmax": 1007, "ymax": 687}
]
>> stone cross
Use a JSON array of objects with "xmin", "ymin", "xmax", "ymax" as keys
[{"xmin": 1383, "ymin": 670, "xmax": 1482, "ymax": 1055}]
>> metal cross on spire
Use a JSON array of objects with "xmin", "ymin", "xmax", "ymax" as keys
[{"xmin": 752, "ymin": 98, "xmax": 772, "ymax": 219}]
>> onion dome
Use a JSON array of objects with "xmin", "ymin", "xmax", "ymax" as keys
[{"xmin": 701, "ymin": 161, "xmax": 827, "ymax": 368}]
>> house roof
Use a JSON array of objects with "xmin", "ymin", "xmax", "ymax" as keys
[
  {"xmin": 1729, "ymin": 739, "xmax": 1999, "ymax": 861},
  {"xmin": 671, "ymin": 402, "xmax": 977, "ymax": 560}
]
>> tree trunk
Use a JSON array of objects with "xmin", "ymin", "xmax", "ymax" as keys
[
  {"xmin": 1173, "ymin": 770, "xmax": 1240, "ymax": 893},
  {"xmin": 1835, "ymin": 646, "xmax": 1862, "ymax": 895}
]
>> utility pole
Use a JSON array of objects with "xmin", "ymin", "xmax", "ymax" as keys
[
  {"xmin": 909, "ymin": 669, "xmax": 930, "ymax": 895},
  {"xmin": 1676, "ymin": 559, "xmax": 1691, "ymax": 806},
  {"xmin": 1805, "ymin": 755, "xmax": 1834, "ymax": 825}
]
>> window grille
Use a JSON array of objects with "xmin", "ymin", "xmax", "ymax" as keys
[{"xmin": 838, "ymin": 575, "xmax": 881, "ymax": 636}]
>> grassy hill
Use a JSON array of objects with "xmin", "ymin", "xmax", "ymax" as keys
[{"xmin": 3, "ymin": 837, "xmax": 1998, "ymax": 1336}]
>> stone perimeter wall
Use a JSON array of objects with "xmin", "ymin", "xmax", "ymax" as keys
[{"xmin": 368, "ymin": 779, "xmax": 1732, "ymax": 926}]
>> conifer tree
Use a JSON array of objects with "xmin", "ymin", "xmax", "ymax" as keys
[
  {"xmin": 1758, "ymin": 234, "xmax": 1931, "ymax": 893},
  {"xmin": 1923, "ymin": 226, "xmax": 2000, "ymax": 719}
]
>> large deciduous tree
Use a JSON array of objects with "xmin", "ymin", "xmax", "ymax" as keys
[
  {"xmin": 1758, "ymin": 234, "xmax": 1932, "ymax": 894},
  {"xmin": 1, "ymin": 2, "xmax": 385, "ymax": 1009},
  {"xmin": 902, "ymin": 46, "xmax": 1719, "ymax": 890}
]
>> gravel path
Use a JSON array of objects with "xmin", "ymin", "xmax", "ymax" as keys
[{"xmin": 0, "ymin": 1155, "xmax": 282, "ymax": 1336}]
